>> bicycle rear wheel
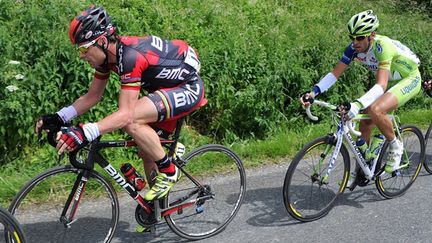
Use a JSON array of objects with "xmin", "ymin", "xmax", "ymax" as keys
[
  {"xmin": 164, "ymin": 144, "xmax": 246, "ymax": 240},
  {"xmin": 9, "ymin": 165, "xmax": 119, "ymax": 243},
  {"xmin": 1, "ymin": 206, "xmax": 27, "ymax": 243},
  {"xmin": 283, "ymin": 135, "xmax": 350, "ymax": 222},
  {"xmin": 376, "ymin": 125, "xmax": 424, "ymax": 199},
  {"xmin": 423, "ymin": 124, "xmax": 432, "ymax": 174}
]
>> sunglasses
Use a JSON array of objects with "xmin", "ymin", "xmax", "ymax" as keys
[
  {"xmin": 348, "ymin": 34, "xmax": 370, "ymax": 41},
  {"xmin": 77, "ymin": 39, "xmax": 97, "ymax": 54}
]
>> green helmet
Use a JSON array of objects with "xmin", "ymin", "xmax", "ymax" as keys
[{"xmin": 347, "ymin": 10, "xmax": 379, "ymax": 36}]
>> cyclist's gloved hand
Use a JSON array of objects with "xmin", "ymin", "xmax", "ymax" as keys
[
  {"xmin": 36, "ymin": 113, "xmax": 64, "ymax": 133},
  {"xmin": 423, "ymin": 79, "xmax": 432, "ymax": 98},
  {"xmin": 56, "ymin": 124, "xmax": 88, "ymax": 154},
  {"xmin": 339, "ymin": 101, "xmax": 361, "ymax": 120},
  {"xmin": 300, "ymin": 91, "xmax": 315, "ymax": 107}
]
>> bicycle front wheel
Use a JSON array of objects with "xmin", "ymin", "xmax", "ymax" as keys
[
  {"xmin": 1, "ymin": 206, "xmax": 27, "ymax": 243},
  {"xmin": 376, "ymin": 125, "xmax": 424, "ymax": 198},
  {"xmin": 9, "ymin": 165, "xmax": 119, "ymax": 243},
  {"xmin": 283, "ymin": 135, "xmax": 350, "ymax": 222},
  {"xmin": 165, "ymin": 144, "xmax": 246, "ymax": 240},
  {"xmin": 423, "ymin": 124, "xmax": 432, "ymax": 174}
]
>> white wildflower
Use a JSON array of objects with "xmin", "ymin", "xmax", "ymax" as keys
[
  {"xmin": 6, "ymin": 85, "xmax": 19, "ymax": 92},
  {"xmin": 8, "ymin": 60, "xmax": 21, "ymax": 65},
  {"xmin": 15, "ymin": 74, "xmax": 24, "ymax": 80}
]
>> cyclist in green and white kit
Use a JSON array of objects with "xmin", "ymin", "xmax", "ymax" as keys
[{"xmin": 300, "ymin": 10, "xmax": 422, "ymax": 184}]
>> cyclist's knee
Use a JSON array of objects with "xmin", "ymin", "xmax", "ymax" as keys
[
  {"xmin": 124, "ymin": 122, "xmax": 141, "ymax": 136},
  {"xmin": 368, "ymin": 103, "xmax": 383, "ymax": 117}
]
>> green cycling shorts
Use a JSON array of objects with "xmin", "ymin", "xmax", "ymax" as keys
[{"xmin": 387, "ymin": 69, "xmax": 422, "ymax": 108}]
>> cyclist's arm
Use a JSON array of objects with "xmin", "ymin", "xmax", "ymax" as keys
[
  {"xmin": 71, "ymin": 76, "xmax": 108, "ymax": 115},
  {"xmin": 312, "ymin": 61, "xmax": 348, "ymax": 96},
  {"xmin": 95, "ymin": 88, "xmax": 140, "ymax": 135},
  {"xmin": 375, "ymin": 68, "xmax": 390, "ymax": 91},
  {"xmin": 355, "ymin": 64, "xmax": 389, "ymax": 109},
  {"xmin": 332, "ymin": 61, "xmax": 348, "ymax": 79}
]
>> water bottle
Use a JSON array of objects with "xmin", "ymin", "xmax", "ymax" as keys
[
  {"xmin": 356, "ymin": 138, "xmax": 369, "ymax": 158},
  {"xmin": 121, "ymin": 163, "xmax": 146, "ymax": 191},
  {"xmin": 367, "ymin": 134, "xmax": 385, "ymax": 160}
]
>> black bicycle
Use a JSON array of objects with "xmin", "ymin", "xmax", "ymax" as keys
[
  {"xmin": 1, "ymin": 205, "xmax": 27, "ymax": 243},
  {"xmin": 8, "ymin": 117, "xmax": 246, "ymax": 242}
]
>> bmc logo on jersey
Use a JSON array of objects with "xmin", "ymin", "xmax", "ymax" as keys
[
  {"xmin": 156, "ymin": 68, "xmax": 190, "ymax": 80},
  {"xmin": 173, "ymin": 84, "xmax": 201, "ymax": 108}
]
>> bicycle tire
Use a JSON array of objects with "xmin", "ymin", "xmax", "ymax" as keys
[
  {"xmin": 1, "ymin": 206, "xmax": 27, "ymax": 243},
  {"xmin": 376, "ymin": 125, "xmax": 424, "ymax": 199},
  {"xmin": 8, "ymin": 165, "xmax": 119, "ymax": 243},
  {"xmin": 422, "ymin": 124, "xmax": 432, "ymax": 174},
  {"xmin": 164, "ymin": 144, "xmax": 246, "ymax": 240},
  {"xmin": 283, "ymin": 135, "xmax": 350, "ymax": 222}
]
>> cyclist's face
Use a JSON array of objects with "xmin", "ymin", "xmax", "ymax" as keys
[
  {"xmin": 351, "ymin": 32, "xmax": 375, "ymax": 53},
  {"xmin": 78, "ymin": 39, "xmax": 106, "ymax": 67}
]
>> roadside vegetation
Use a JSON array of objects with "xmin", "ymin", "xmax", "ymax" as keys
[{"xmin": 1, "ymin": 0, "xmax": 431, "ymax": 205}]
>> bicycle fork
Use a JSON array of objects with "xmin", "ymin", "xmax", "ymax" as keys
[
  {"xmin": 60, "ymin": 170, "xmax": 89, "ymax": 227},
  {"xmin": 320, "ymin": 126, "xmax": 344, "ymax": 184}
]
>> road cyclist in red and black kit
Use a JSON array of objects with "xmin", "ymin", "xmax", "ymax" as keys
[{"xmin": 35, "ymin": 5, "xmax": 204, "ymax": 201}]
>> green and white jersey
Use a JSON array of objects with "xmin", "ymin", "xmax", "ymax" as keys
[{"xmin": 340, "ymin": 34, "xmax": 420, "ymax": 81}]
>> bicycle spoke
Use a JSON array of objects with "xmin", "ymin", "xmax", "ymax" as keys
[
  {"xmin": 165, "ymin": 145, "xmax": 245, "ymax": 240},
  {"xmin": 376, "ymin": 125, "xmax": 424, "ymax": 198},
  {"xmin": 284, "ymin": 136, "xmax": 349, "ymax": 222},
  {"xmin": 9, "ymin": 166, "xmax": 118, "ymax": 243}
]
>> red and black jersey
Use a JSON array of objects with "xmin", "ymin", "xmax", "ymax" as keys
[{"xmin": 95, "ymin": 35, "xmax": 201, "ymax": 91}]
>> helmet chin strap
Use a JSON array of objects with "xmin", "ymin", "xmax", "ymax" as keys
[
  {"xmin": 365, "ymin": 35, "xmax": 373, "ymax": 52},
  {"xmin": 94, "ymin": 36, "xmax": 110, "ymax": 66}
]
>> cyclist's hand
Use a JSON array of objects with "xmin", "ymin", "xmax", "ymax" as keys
[
  {"xmin": 56, "ymin": 125, "xmax": 88, "ymax": 154},
  {"xmin": 35, "ymin": 113, "xmax": 64, "ymax": 134},
  {"xmin": 338, "ymin": 102, "xmax": 360, "ymax": 120},
  {"xmin": 300, "ymin": 92, "xmax": 315, "ymax": 107},
  {"xmin": 423, "ymin": 79, "xmax": 432, "ymax": 98}
]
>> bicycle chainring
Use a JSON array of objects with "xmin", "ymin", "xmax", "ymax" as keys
[
  {"xmin": 135, "ymin": 204, "xmax": 157, "ymax": 227},
  {"xmin": 355, "ymin": 169, "xmax": 370, "ymax": 187}
]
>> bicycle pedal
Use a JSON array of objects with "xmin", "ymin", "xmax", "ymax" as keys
[
  {"xmin": 393, "ymin": 170, "xmax": 401, "ymax": 177},
  {"xmin": 348, "ymin": 182, "xmax": 357, "ymax": 191},
  {"xmin": 196, "ymin": 205, "xmax": 204, "ymax": 213}
]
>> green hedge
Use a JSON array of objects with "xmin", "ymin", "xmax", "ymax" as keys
[{"xmin": 1, "ymin": 0, "xmax": 431, "ymax": 164}]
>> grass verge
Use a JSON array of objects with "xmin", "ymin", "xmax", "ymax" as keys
[{"xmin": 1, "ymin": 108, "xmax": 430, "ymax": 206}]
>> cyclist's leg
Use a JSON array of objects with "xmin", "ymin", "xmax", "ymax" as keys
[
  {"xmin": 138, "ymin": 149, "xmax": 158, "ymax": 187},
  {"xmin": 139, "ymin": 76, "xmax": 205, "ymax": 200},
  {"xmin": 140, "ymin": 119, "xmax": 179, "ymax": 188},
  {"xmin": 368, "ymin": 93, "xmax": 398, "ymax": 140},
  {"xmin": 125, "ymin": 100, "xmax": 178, "ymax": 200},
  {"xmin": 124, "ymin": 97, "xmax": 165, "ymax": 162},
  {"xmin": 375, "ymin": 72, "xmax": 422, "ymax": 172},
  {"xmin": 359, "ymin": 118, "xmax": 374, "ymax": 144}
]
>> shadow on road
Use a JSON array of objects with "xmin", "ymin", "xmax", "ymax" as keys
[{"xmin": 242, "ymin": 179, "xmax": 422, "ymax": 228}]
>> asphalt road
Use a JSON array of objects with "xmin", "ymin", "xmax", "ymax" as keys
[
  {"xmin": 4, "ymin": 131, "xmax": 431, "ymax": 243},
  {"xmin": 111, "ymin": 136, "xmax": 432, "ymax": 243}
]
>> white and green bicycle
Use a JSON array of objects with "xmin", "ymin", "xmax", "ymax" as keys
[{"xmin": 283, "ymin": 99, "xmax": 425, "ymax": 222}]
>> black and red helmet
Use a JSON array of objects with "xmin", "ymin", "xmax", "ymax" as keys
[{"xmin": 68, "ymin": 5, "xmax": 115, "ymax": 45}]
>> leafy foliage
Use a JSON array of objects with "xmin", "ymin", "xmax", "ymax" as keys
[{"xmin": 0, "ymin": 0, "xmax": 431, "ymax": 164}]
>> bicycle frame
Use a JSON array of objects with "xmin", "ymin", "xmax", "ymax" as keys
[
  {"xmin": 307, "ymin": 100, "xmax": 402, "ymax": 182},
  {"xmin": 60, "ymin": 118, "xmax": 210, "ymax": 227}
]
